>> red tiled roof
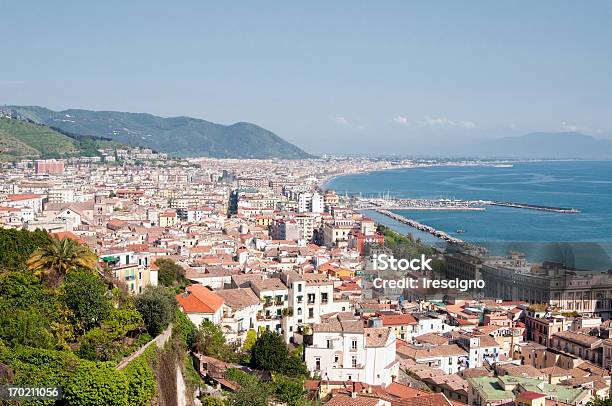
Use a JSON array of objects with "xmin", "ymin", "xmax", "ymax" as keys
[
  {"xmin": 381, "ymin": 313, "xmax": 417, "ymax": 326},
  {"xmin": 6, "ymin": 194, "xmax": 41, "ymax": 201},
  {"xmin": 518, "ymin": 391, "xmax": 547, "ymax": 400},
  {"xmin": 51, "ymin": 231, "xmax": 85, "ymax": 243},
  {"xmin": 176, "ymin": 285, "xmax": 224, "ymax": 314}
]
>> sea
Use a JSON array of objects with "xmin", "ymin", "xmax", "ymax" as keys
[{"xmin": 326, "ymin": 160, "xmax": 612, "ymax": 271}]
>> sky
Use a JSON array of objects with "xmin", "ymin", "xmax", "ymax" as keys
[{"xmin": 1, "ymin": 1, "xmax": 612, "ymax": 155}]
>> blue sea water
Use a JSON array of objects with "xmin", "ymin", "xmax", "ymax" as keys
[{"xmin": 327, "ymin": 161, "xmax": 612, "ymax": 269}]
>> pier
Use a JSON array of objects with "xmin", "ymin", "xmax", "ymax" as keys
[
  {"xmin": 351, "ymin": 196, "xmax": 580, "ymax": 214},
  {"xmin": 489, "ymin": 201, "xmax": 580, "ymax": 213},
  {"xmin": 373, "ymin": 209, "xmax": 465, "ymax": 244}
]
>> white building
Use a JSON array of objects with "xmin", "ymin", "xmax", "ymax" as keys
[
  {"xmin": 5, "ymin": 193, "xmax": 43, "ymax": 214},
  {"xmin": 298, "ymin": 192, "xmax": 324, "ymax": 213},
  {"xmin": 48, "ymin": 188, "xmax": 75, "ymax": 204},
  {"xmin": 216, "ymin": 288, "xmax": 260, "ymax": 344},
  {"xmin": 305, "ymin": 314, "xmax": 399, "ymax": 386},
  {"xmin": 281, "ymin": 271, "xmax": 350, "ymax": 343}
]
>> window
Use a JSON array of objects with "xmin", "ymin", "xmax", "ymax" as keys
[
  {"xmin": 309, "ymin": 308, "xmax": 314, "ymax": 318},
  {"xmin": 351, "ymin": 339, "xmax": 358, "ymax": 351},
  {"xmin": 351, "ymin": 356, "xmax": 357, "ymax": 368},
  {"xmin": 322, "ymin": 292, "xmax": 328, "ymax": 303},
  {"xmin": 327, "ymin": 339, "xmax": 332, "ymax": 349},
  {"xmin": 334, "ymin": 355, "xmax": 339, "ymax": 363},
  {"xmin": 298, "ymin": 284, "xmax": 302, "ymax": 292},
  {"xmin": 315, "ymin": 357, "xmax": 321, "ymax": 370}
]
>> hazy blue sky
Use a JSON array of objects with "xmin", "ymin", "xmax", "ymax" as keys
[{"xmin": 1, "ymin": 1, "xmax": 611, "ymax": 154}]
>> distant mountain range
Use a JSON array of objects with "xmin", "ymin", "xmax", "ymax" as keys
[
  {"xmin": 467, "ymin": 132, "xmax": 612, "ymax": 159},
  {"xmin": 7, "ymin": 106, "xmax": 313, "ymax": 159}
]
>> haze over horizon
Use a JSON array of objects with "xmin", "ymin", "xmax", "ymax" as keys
[{"xmin": 2, "ymin": 1, "xmax": 612, "ymax": 155}]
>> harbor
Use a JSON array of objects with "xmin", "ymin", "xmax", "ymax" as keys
[{"xmin": 352, "ymin": 196, "xmax": 580, "ymax": 214}]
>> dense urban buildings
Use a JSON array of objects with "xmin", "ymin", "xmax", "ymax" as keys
[{"xmin": 1, "ymin": 151, "xmax": 611, "ymax": 405}]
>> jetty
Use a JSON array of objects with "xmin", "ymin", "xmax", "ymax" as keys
[
  {"xmin": 489, "ymin": 201, "xmax": 580, "ymax": 213},
  {"xmin": 373, "ymin": 209, "xmax": 465, "ymax": 244}
]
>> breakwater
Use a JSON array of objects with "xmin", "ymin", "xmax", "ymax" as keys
[
  {"xmin": 489, "ymin": 201, "xmax": 580, "ymax": 213},
  {"xmin": 374, "ymin": 209, "xmax": 464, "ymax": 244}
]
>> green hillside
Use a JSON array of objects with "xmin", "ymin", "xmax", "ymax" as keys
[
  {"xmin": 0, "ymin": 117, "xmax": 81, "ymax": 160},
  {"xmin": 8, "ymin": 106, "xmax": 314, "ymax": 159},
  {"xmin": 0, "ymin": 117, "xmax": 122, "ymax": 161}
]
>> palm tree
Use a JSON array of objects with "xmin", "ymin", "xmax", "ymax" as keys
[{"xmin": 27, "ymin": 237, "xmax": 98, "ymax": 286}]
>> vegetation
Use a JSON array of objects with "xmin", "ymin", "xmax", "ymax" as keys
[
  {"xmin": 0, "ymin": 116, "xmax": 79, "ymax": 160},
  {"xmin": 250, "ymin": 330, "xmax": 307, "ymax": 377},
  {"xmin": 377, "ymin": 224, "xmax": 445, "ymax": 272},
  {"xmin": 63, "ymin": 269, "xmax": 112, "ymax": 334},
  {"xmin": 0, "ymin": 228, "xmax": 51, "ymax": 271},
  {"xmin": 134, "ymin": 286, "xmax": 177, "ymax": 336},
  {"xmin": 587, "ymin": 396, "xmax": 612, "ymax": 406},
  {"xmin": 8, "ymin": 106, "xmax": 314, "ymax": 158},
  {"xmin": 528, "ymin": 303, "xmax": 549, "ymax": 312},
  {"xmin": 225, "ymin": 368, "xmax": 307, "ymax": 406},
  {"xmin": 27, "ymin": 237, "xmax": 98, "ymax": 287},
  {"xmin": 193, "ymin": 320, "xmax": 226, "ymax": 358},
  {"xmin": 0, "ymin": 116, "xmax": 122, "ymax": 161},
  {"xmin": 155, "ymin": 258, "xmax": 189, "ymax": 289},
  {"xmin": 0, "ymin": 229, "xmax": 160, "ymax": 404}
]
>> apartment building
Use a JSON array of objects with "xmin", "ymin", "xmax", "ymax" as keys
[
  {"xmin": 549, "ymin": 331, "xmax": 603, "ymax": 366},
  {"xmin": 297, "ymin": 192, "xmax": 323, "ymax": 213},
  {"xmin": 305, "ymin": 314, "xmax": 399, "ymax": 386}
]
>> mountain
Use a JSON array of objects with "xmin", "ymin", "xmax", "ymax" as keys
[
  {"xmin": 8, "ymin": 106, "xmax": 313, "ymax": 159},
  {"xmin": 0, "ymin": 117, "xmax": 112, "ymax": 160},
  {"xmin": 470, "ymin": 132, "xmax": 612, "ymax": 159}
]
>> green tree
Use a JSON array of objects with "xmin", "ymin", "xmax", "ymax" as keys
[
  {"xmin": 201, "ymin": 396, "xmax": 226, "ymax": 406},
  {"xmin": 0, "ymin": 271, "xmax": 50, "ymax": 310},
  {"xmin": 175, "ymin": 308, "xmax": 197, "ymax": 349},
  {"xmin": 250, "ymin": 330, "xmax": 289, "ymax": 373},
  {"xmin": 155, "ymin": 258, "xmax": 186, "ymax": 287},
  {"xmin": 226, "ymin": 368, "xmax": 269, "ymax": 406},
  {"xmin": 0, "ymin": 304, "xmax": 54, "ymax": 349},
  {"xmin": 242, "ymin": 329, "xmax": 257, "ymax": 352},
  {"xmin": 194, "ymin": 320, "xmax": 226, "ymax": 357},
  {"xmin": 63, "ymin": 362, "xmax": 129, "ymax": 406},
  {"xmin": 63, "ymin": 270, "xmax": 111, "ymax": 334},
  {"xmin": 272, "ymin": 374, "xmax": 306, "ymax": 406},
  {"xmin": 27, "ymin": 237, "xmax": 98, "ymax": 287},
  {"xmin": 134, "ymin": 286, "xmax": 176, "ymax": 336},
  {"xmin": 0, "ymin": 228, "xmax": 50, "ymax": 270},
  {"xmin": 121, "ymin": 354, "xmax": 156, "ymax": 405},
  {"xmin": 282, "ymin": 353, "xmax": 308, "ymax": 377},
  {"xmin": 77, "ymin": 304, "xmax": 146, "ymax": 362},
  {"xmin": 587, "ymin": 396, "xmax": 612, "ymax": 406}
]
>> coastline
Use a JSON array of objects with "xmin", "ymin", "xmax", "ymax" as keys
[{"xmin": 323, "ymin": 160, "xmax": 612, "ymax": 254}]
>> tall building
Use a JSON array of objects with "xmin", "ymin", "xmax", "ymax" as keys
[
  {"xmin": 298, "ymin": 192, "xmax": 323, "ymax": 213},
  {"xmin": 35, "ymin": 159, "xmax": 65, "ymax": 175}
]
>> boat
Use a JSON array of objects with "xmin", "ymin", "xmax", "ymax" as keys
[{"xmin": 455, "ymin": 229, "xmax": 466, "ymax": 234}]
